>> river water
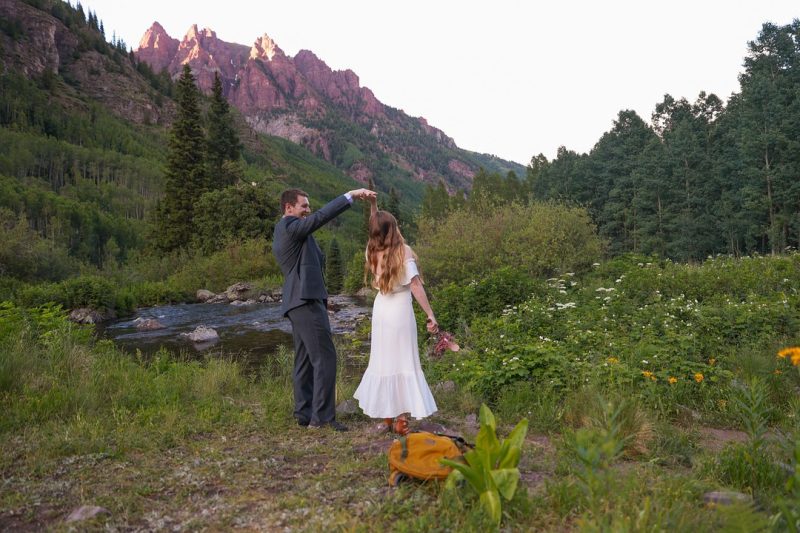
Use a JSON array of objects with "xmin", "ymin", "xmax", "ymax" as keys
[{"xmin": 97, "ymin": 295, "xmax": 371, "ymax": 368}]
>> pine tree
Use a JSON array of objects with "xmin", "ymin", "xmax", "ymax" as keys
[
  {"xmin": 157, "ymin": 64, "xmax": 207, "ymax": 251},
  {"xmin": 206, "ymin": 72, "xmax": 241, "ymax": 189},
  {"xmin": 421, "ymin": 180, "xmax": 450, "ymax": 221},
  {"xmin": 326, "ymin": 238, "xmax": 344, "ymax": 293},
  {"xmin": 387, "ymin": 186, "xmax": 402, "ymax": 228}
]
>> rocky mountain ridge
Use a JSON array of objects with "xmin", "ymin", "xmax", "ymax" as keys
[{"xmin": 136, "ymin": 22, "xmax": 524, "ymax": 190}]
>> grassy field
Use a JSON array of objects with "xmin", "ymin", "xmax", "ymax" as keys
[{"xmin": 1, "ymin": 255, "xmax": 800, "ymax": 531}]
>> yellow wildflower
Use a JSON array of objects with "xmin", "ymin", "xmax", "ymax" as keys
[
  {"xmin": 606, "ymin": 357, "xmax": 619, "ymax": 364},
  {"xmin": 778, "ymin": 347, "xmax": 800, "ymax": 366},
  {"xmin": 668, "ymin": 376, "xmax": 677, "ymax": 384},
  {"xmin": 694, "ymin": 372, "xmax": 704, "ymax": 383},
  {"xmin": 793, "ymin": 353, "xmax": 800, "ymax": 367},
  {"xmin": 641, "ymin": 370, "xmax": 656, "ymax": 381},
  {"xmin": 708, "ymin": 358, "xmax": 716, "ymax": 365}
]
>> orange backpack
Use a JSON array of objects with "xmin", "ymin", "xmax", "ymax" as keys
[{"xmin": 387, "ymin": 431, "xmax": 472, "ymax": 486}]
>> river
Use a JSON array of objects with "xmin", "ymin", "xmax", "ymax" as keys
[{"xmin": 97, "ymin": 295, "xmax": 372, "ymax": 369}]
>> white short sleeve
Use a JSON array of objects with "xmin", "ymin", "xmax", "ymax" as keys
[{"xmin": 402, "ymin": 258, "xmax": 420, "ymax": 286}]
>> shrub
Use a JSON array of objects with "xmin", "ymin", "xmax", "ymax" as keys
[
  {"xmin": 432, "ymin": 267, "xmax": 543, "ymax": 332},
  {"xmin": 343, "ymin": 251, "xmax": 366, "ymax": 294},
  {"xmin": 562, "ymin": 389, "xmax": 654, "ymax": 458},
  {"xmin": 415, "ymin": 200, "xmax": 604, "ymax": 286},
  {"xmin": 0, "ymin": 208, "xmax": 82, "ymax": 282},
  {"xmin": 192, "ymin": 185, "xmax": 278, "ymax": 253},
  {"xmin": 16, "ymin": 275, "xmax": 115, "ymax": 310},
  {"xmin": 168, "ymin": 238, "xmax": 280, "ymax": 293}
]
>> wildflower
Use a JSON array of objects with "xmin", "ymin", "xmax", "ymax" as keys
[
  {"xmin": 641, "ymin": 370, "xmax": 656, "ymax": 381},
  {"xmin": 694, "ymin": 372, "xmax": 704, "ymax": 383},
  {"xmin": 606, "ymin": 357, "xmax": 619, "ymax": 364},
  {"xmin": 778, "ymin": 347, "xmax": 800, "ymax": 366},
  {"xmin": 717, "ymin": 399, "xmax": 727, "ymax": 410},
  {"xmin": 668, "ymin": 376, "xmax": 677, "ymax": 384},
  {"xmin": 774, "ymin": 369, "xmax": 782, "ymax": 375},
  {"xmin": 708, "ymin": 358, "xmax": 716, "ymax": 365}
]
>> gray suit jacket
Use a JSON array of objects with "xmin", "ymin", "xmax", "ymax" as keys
[{"xmin": 272, "ymin": 194, "xmax": 351, "ymax": 316}]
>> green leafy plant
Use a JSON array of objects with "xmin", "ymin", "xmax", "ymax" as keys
[
  {"xmin": 442, "ymin": 404, "xmax": 528, "ymax": 526},
  {"xmin": 774, "ymin": 440, "xmax": 800, "ymax": 532},
  {"xmin": 562, "ymin": 399, "xmax": 629, "ymax": 515}
]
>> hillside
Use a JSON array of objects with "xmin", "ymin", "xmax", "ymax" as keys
[{"xmin": 0, "ymin": 0, "xmax": 373, "ymax": 281}]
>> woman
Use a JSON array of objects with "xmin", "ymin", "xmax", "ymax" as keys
[{"xmin": 353, "ymin": 197, "xmax": 439, "ymax": 435}]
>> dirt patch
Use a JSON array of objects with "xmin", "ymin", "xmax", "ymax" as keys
[{"xmin": 697, "ymin": 427, "xmax": 748, "ymax": 452}]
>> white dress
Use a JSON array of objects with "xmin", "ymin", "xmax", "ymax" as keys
[{"xmin": 353, "ymin": 257, "xmax": 438, "ymax": 420}]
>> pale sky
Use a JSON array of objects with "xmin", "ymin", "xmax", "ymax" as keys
[{"xmin": 80, "ymin": 0, "xmax": 798, "ymax": 165}]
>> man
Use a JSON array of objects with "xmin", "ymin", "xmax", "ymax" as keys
[{"xmin": 273, "ymin": 187, "xmax": 376, "ymax": 431}]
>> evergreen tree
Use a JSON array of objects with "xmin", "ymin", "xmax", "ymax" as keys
[
  {"xmin": 157, "ymin": 64, "xmax": 207, "ymax": 251},
  {"xmin": 326, "ymin": 237, "xmax": 344, "ymax": 293},
  {"xmin": 387, "ymin": 186, "xmax": 402, "ymax": 227},
  {"xmin": 732, "ymin": 21, "xmax": 800, "ymax": 253},
  {"xmin": 421, "ymin": 179, "xmax": 450, "ymax": 221},
  {"xmin": 206, "ymin": 72, "xmax": 241, "ymax": 189},
  {"xmin": 594, "ymin": 110, "xmax": 658, "ymax": 254}
]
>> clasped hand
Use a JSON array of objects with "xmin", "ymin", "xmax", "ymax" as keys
[{"xmin": 349, "ymin": 188, "xmax": 377, "ymax": 200}]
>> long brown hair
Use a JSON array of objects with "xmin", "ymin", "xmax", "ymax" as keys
[{"xmin": 365, "ymin": 210, "xmax": 412, "ymax": 293}]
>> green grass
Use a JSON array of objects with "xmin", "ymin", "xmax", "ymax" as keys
[{"xmin": 2, "ymin": 254, "xmax": 800, "ymax": 530}]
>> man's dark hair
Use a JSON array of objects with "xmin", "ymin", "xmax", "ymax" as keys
[{"xmin": 280, "ymin": 188, "xmax": 309, "ymax": 213}]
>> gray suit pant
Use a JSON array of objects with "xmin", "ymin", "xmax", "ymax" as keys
[{"xmin": 287, "ymin": 300, "xmax": 337, "ymax": 425}]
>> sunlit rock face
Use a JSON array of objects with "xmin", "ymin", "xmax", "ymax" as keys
[{"xmin": 134, "ymin": 22, "xmax": 476, "ymax": 188}]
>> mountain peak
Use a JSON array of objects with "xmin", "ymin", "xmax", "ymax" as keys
[
  {"xmin": 184, "ymin": 24, "xmax": 216, "ymax": 44},
  {"xmin": 136, "ymin": 21, "xmax": 179, "ymax": 73},
  {"xmin": 250, "ymin": 33, "xmax": 282, "ymax": 61}
]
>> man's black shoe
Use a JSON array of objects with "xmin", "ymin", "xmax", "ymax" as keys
[
  {"xmin": 307, "ymin": 420, "xmax": 349, "ymax": 432},
  {"xmin": 296, "ymin": 419, "xmax": 309, "ymax": 427}
]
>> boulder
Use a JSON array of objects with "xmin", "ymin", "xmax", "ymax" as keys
[
  {"xmin": 134, "ymin": 318, "xmax": 165, "ymax": 331},
  {"xmin": 206, "ymin": 293, "xmax": 229, "ymax": 304},
  {"xmin": 181, "ymin": 325, "xmax": 219, "ymax": 343},
  {"xmin": 433, "ymin": 380, "xmax": 456, "ymax": 393},
  {"xmin": 355, "ymin": 287, "xmax": 375, "ymax": 298},
  {"xmin": 336, "ymin": 399, "xmax": 360, "ymax": 416},
  {"xmin": 69, "ymin": 308, "xmax": 103, "ymax": 324},
  {"xmin": 196, "ymin": 289, "xmax": 215, "ymax": 302},
  {"xmin": 230, "ymin": 299, "xmax": 257, "ymax": 307},
  {"xmin": 225, "ymin": 282, "xmax": 253, "ymax": 301}
]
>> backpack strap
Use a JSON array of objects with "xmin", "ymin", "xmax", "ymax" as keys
[
  {"xmin": 399, "ymin": 435, "xmax": 409, "ymax": 460},
  {"xmin": 435, "ymin": 433, "xmax": 474, "ymax": 449}
]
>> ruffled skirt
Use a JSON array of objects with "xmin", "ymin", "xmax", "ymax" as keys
[{"xmin": 353, "ymin": 287, "xmax": 437, "ymax": 419}]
